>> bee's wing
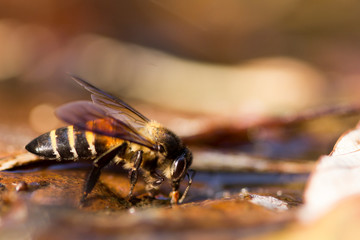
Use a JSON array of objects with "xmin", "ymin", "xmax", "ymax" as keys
[
  {"xmin": 70, "ymin": 75, "xmax": 149, "ymax": 129},
  {"xmin": 56, "ymin": 101, "xmax": 157, "ymax": 150}
]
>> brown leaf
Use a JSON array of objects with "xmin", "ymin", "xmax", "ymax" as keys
[{"xmin": 300, "ymin": 121, "xmax": 360, "ymax": 222}]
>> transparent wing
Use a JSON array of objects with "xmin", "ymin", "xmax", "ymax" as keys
[
  {"xmin": 70, "ymin": 74, "xmax": 149, "ymax": 129},
  {"xmin": 56, "ymin": 101, "xmax": 156, "ymax": 150}
]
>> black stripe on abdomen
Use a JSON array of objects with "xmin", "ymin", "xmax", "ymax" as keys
[
  {"xmin": 74, "ymin": 128, "xmax": 94, "ymax": 158},
  {"xmin": 55, "ymin": 128, "xmax": 74, "ymax": 160}
]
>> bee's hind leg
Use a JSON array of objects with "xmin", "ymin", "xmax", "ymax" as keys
[
  {"xmin": 127, "ymin": 150, "xmax": 143, "ymax": 199},
  {"xmin": 81, "ymin": 145, "xmax": 126, "ymax": 204}
]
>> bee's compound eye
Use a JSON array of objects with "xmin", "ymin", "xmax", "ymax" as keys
[{"xmin": 171, "ymin": 156, "xmax": 186, "ymax": 181}]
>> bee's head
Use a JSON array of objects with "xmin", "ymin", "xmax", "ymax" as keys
[
  {"xmin": 149, "ymin": 123, "xmax": 194, "ymax": 204},
  {"xmin": 169, "ymin": 148, "xmax": 193, "ymax": 204}
]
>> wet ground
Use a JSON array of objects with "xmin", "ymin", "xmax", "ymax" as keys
[{"xmin": 0, "ymin": 163, "xmax": 302, "ymax": 239}]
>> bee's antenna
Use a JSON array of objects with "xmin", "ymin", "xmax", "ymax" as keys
[{"xmin": 178, "ymin": 169, "xmax": 196, "ymax": 204}]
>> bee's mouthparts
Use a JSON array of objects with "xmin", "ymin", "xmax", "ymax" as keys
[{"xmin": 170, "ymin": 190, "xmax": 180, "ymax": 205}]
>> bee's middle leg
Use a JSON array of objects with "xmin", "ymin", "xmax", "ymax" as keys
[
  {"xmin": 81, "ymin": 145, "xmax": 126, "ymax": 203},
  {"xmin": 127, "ymin": 150, "xmax": 143, "ymax": 199}
]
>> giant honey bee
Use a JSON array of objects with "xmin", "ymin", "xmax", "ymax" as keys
[{"xmin": 25, "ymin": 75, "xmax": 194, "ymax": 204}]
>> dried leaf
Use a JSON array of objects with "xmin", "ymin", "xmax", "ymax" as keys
[
  {"xmin": 0, "ymin": 153, "xmax": 39, "ymax": 171},
  {"xmin": 299, "ymin": 121, "xmax": 360, "ymax": 222}
]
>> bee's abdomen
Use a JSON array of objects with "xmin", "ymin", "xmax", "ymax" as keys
[{"xmin": 25, "ymin": 126, "xmax": 100, "ymax": 160}]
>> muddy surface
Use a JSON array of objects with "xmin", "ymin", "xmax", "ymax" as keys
[
  {"xmin": 3, "ymin": 153, "xmax": 360, "ymax": 240},
  {"xmin": 0, "ymin": 156, "xmax": 305, "ymax": 239}
]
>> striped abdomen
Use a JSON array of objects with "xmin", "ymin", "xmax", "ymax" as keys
[{"xmin": 25, "ymin": 126, "xmax": 120, "ymax": 160}]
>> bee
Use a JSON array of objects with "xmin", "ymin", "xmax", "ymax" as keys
[{"xmin": 25, "ymin": 75, "xmax": 195, "ymax": 204}]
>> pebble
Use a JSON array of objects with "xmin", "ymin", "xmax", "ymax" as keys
[{"xmin": 16, "ymin": 181, "xmax": 28, "ymax": 192}]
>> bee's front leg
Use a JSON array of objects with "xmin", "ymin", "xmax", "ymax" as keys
[
  {"xmin": 143, "ymin": 171, "xmax": 164, "ymax": 198},
  {"xmin": 127, "ymin": 150, "xmax": 143, "ymax": 199}
]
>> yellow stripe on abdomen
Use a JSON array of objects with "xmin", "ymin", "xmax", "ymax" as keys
[
  {"xmin": 67, "ymin": 126, "xmax": 78, "ymax": 159},
  {"xmin": 49, "ymin": 129, "xmax": 60, "ymax": 159},
  {"xmin": 85, "ymin": 131, "xmax": 97, "ymax": 156}
]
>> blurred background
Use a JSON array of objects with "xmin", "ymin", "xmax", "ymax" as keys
[
  {"xmin": 4, "ymin": 3, "xmax": 360, "ymax": 238},
  {"xmin": 1, "ymin": 0, "xmax": 360, "ymax": 159}
]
